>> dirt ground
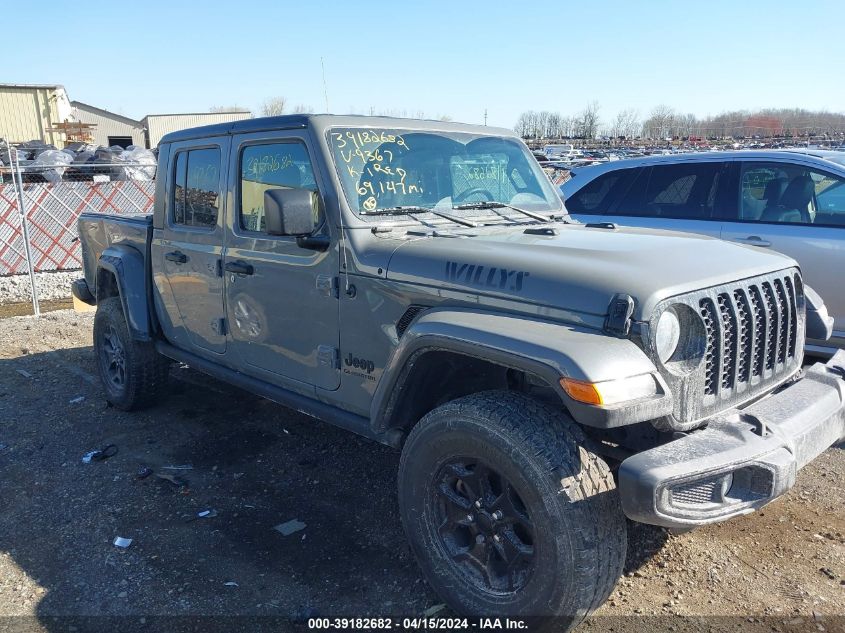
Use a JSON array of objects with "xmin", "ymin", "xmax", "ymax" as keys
[{"xmin": 0, "ymin": 310, "xmax": 843, "ymax": 632}]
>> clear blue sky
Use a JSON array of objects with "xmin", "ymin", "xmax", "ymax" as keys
[{"xmin": 7, "ymin": 0, "xmax": 844, "ymax": 128}]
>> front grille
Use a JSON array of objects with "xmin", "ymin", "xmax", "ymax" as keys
[
  {"xmin": 652, "ymin": 269, "xmax": 804, "ymax": 428},
  {"xmin": 699, "ymin": 274, "xmax": 800, "ymax": 400}
]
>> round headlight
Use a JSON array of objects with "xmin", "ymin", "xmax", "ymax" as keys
[{"xmin": 655, "ymin": 309, "xmax": 681, "ymax": 363}]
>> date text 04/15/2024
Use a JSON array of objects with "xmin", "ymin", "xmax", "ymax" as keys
[{"xmin": 307, "ymin": 617, "xmax": 528, "ymax": 630}]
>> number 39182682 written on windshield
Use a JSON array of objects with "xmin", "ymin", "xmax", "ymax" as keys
[{"xmin": 329, "ymin": 129, "xmax": 423, "ymax": 212}]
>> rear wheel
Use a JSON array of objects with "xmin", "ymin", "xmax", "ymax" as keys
[
  {"xmin": 93, "ymin": 297, "xmax": 169, "ymax": 410},
  {"xmin": 398, "ymin": 391, "xmax": 626, "ymax": 630}
]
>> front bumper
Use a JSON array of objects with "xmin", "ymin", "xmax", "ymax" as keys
[{"xmin": 619, "ymin": 350, "xmax": 845, "ymax": 528}]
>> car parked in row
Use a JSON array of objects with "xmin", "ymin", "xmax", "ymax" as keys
[{"xmin": 560, "ymin": 150, "xmax": 845, "ymax": 352}]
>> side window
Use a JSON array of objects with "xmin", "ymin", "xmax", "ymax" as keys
[
  {"xmin": 171, "ymin": 147, "xmax": 221, "ymax": 229},
  {"xmin": 738, "ymin": 162, "xmax": 844, "ymax": 226},
  {"xmin": 565, "ymin": 170, "xmax": 632, "ymax": 215},
  {"xmin": 738, "ymin": 162, "xmax": 803, "ymax": 222},
  {"xmin": 240, "ymin": 142, "xmax": 318, "ymax": 233},
  {"xmin": 617, "ymin": 163, "xmax": 722, "ymax": 219}
]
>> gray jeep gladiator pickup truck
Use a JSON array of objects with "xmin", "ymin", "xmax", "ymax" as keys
[{"xmin": 74, "ymin": 115, "xmax": 845, "ymax": 627}]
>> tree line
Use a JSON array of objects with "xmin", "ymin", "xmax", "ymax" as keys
[{"xmin": 515, "ymin": 104, "xmax": 845, "ymax": 141}]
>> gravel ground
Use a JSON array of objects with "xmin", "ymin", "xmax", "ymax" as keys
[
  {"xmin": 0, "ymin": 270, "xmax": 78, "ymax": 305},
  {"xmin": 0, "ymin": 310, "xmax": 843, "ymax": 633}
]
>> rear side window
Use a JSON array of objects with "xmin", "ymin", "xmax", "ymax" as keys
[
  {"xmin": 615, "ymin": 163, "xmax": 723, "ymax": 219},
  {"xmin": 239, "ymin": 142, "xmax": 318, "ymax": 233},
  {"xmin": 172, "ymin": 147, "xmax": 221, "ymax": 229},
  {"xmin": 564, "ymin": 170, "xmax": 633, "ymax": 215}
]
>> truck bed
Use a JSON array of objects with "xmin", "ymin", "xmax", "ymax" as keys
[{"xmin": 77, "ymin": 212, "xmax": 152, "ymax": 296}]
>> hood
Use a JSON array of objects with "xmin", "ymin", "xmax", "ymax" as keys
[{"xmin": 385, "ymin": 223, "xmax": 797, "ymax": 321}]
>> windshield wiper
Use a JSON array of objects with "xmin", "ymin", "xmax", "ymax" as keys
[
  {"xmin": 361, "ymin": 205, "xmax": 478, "ymax": 228},
  {"xmin": 453, "ymin": 201, "xmax": 554, "ymax": 223}
]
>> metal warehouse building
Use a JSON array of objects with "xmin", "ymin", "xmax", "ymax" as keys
[
  {"xmin": 142, "ymin": 111, "xmax": 252, "ymax": 148},
  {"xmin": 0, "ymin": 83, "xmax": 73, "ymax": 146},
  {"xmin": 71, "ymin": 101, "xmax": 146, "ymax": 148}
]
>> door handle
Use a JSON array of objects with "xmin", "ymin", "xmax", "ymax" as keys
[
  {"xmin": 224, "ymin": 260, "xmax": 254, "ymax": 275},
  {"xmin": 733, "ymin": 236, "xmax": 771, "ymax": 248},
  {"xmin": 165, "ymin": 251, "xmax": 187, "ymax": 263}
]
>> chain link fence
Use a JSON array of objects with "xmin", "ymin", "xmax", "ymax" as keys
[{"xmin": 0, "ymin": 148, "xmax": 156, "ymax": 314}]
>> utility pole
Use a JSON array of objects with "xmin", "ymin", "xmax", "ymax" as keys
[
  {"xmin": 484, "ymin": 109, "xmax": 488, "ymax": 126},
  {"xmin": 321, "ymin": 57, "xmax": 330, "ymax": 112}
]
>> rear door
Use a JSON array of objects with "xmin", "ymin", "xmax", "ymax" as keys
[
  {"xmin": 222, "ymin": 131, "xmax": 340, "ymax": 391},
  {"xmin": 157, "ymin": 139, "xmax": 229, "ymax": 355},
  {"xmin": 602, "ymin": 161, "xmax": 729, "ymax": 238},
  {"xmin": 721, "ymin": 160, "xmax": 845, "ymax": 348}
]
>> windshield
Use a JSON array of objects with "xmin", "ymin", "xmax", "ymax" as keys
[{"xmin": 327, "ymin": 127, "xmax": 563, "ymax": 217}]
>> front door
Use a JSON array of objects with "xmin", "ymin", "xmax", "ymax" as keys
[
  {"xmin": 157, "ymin": 139, "xmax": 229, "ymax": 355},
  {"xmin": 721, "ymin": 160, "xmax": 845, "ymax": 348},
  {"xmin": 223, "ymin": 132, "xmax": 340, "ymax": 391}
]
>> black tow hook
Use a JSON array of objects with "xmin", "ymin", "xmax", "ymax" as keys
[{"xmin": 829, "ymin": 365, "xmax": 845, "ymax": 380}]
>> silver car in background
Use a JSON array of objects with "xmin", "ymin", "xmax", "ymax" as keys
[{"xmin": 560, "ymin": 150, "xmax": 845, "ymax": 352}]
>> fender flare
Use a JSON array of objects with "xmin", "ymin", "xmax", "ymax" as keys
[
  {"xmin": 96, "ymin": 244, "xmax": 151, "ymax": 342},
  {"xmin": 370, "ymin": 307, "xmax": 669, "ymax": 432}
]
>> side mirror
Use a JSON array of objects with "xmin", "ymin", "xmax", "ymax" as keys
[{"xmin": 263, "ymin": 188, "xmax": 319, "ymax": 236}]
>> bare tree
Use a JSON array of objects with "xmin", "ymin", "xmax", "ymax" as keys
[
  {"xmin": 611, "ymin": 109, "xmax": 640, "ymax": 139},
  {"xmin": 546, "ymin": 112, "xmax": 562, "ymax": 139},
  {"xmin": 576, "ymin": 101, "xmax": 601, "ymax": 139},
  {"xmin": 291, "ymin": 104, "xmax": 314, "ymax": 114},
  {"xmin": 261, "ymin": 96, "xmax": 288, "ymax": 117},
  {"xmin": 643, "ymin": 104, "xmax": 676, "ymax": 140}
]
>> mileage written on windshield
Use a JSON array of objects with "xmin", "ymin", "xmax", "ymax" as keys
[{"xmin": 329, "ymin": 129, "xmax": 424, "ymax": 212}]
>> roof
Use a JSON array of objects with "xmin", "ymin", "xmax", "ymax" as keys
[
  {"xmin": 71, "ymin": 101, "xmax": 143, "ymax": 126},
  {"xmin": 142, "ymin": 111, "xmax": 252, "ymax": 121},
  {"xmin": 561, "ymin": 148, "xmax": 845, "ymax": 193},
  {"xmin": 0, "ymin": 83, "xmax": 65, "ymax": 90},
  {"xmin": 571, "ymin": 149, "xmax": 845, "ymax": 174},
  {"xmin": 158, "ymin": 114, "xmax": 513, "ymax": 145}
]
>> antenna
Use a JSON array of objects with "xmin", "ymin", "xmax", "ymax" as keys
[
  {"xmin": 321, "ymin": 57, "xmax": 330, "ymax": 112},
  {"xmin": 484, "ymin": 109, "xmax": 488, "ymax": 126}
]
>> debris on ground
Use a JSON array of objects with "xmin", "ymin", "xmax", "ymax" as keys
[
  {"xmin": 186, "ymin": 509, "xmax": 219, "ymax": 522},
  {"xmin": 113, "ymin": 537, "xmax": 132, "ymax": 549},
  {"xmin": 161, "ymin": 465, "xmax": 193, "ymax": 470},
  {"xmin": 224, "ymin": 581, "xmax": 239, "ymax": 587},
  {"xmin": 15, "ymin": 369, "xmax": 32, "ymax": 378},
  {"xmin": 135, "ymin": 466, "xmax": 153, "ymax": 480},
  {"xmin": 155, "ymin": 473, "xmax": 188, "ymax": 488},
  {"xmin": 423, "ymin": 604, "xmax": 446, "ymax": 617},
  {"xmin": 274, "ymin": 519, "xmax": 306, "ymax": 536},
  {"xmin": 81, "ymin": 444, "xmax": 118, "ymax": 464},
  {"xmin": 68, "ymin": 395, "xmax": 85, "ymax": 404}
]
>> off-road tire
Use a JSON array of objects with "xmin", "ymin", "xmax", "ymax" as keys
[
  {"xmin": 93, "ymin": 297, "xmax": 169, "ymax": 410},
  {"xmin": 398, "ymin": 391, "xmax": 626, "ymax": 630}
]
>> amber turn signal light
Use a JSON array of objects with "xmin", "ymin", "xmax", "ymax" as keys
[{"xmin": 559, "ymin": 377, "xmax": 603, "ymax": 406}]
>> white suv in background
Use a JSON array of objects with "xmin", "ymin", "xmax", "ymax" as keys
[{"xmin": 560, "ymin": 150, "xmax": 845, "ymax": 353}]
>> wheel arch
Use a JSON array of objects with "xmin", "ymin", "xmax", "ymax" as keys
[
  {"xmin": 370, "ymin": 307, "xmax": 660, "ymax": 435},
  {"xmin": 96, "ymin": 244, "xmax": 152, "ymax": 342}
]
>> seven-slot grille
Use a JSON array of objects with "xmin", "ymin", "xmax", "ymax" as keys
[{"xmin": 699, "ymin": 274, "xmax": 800, "ymax": 399}]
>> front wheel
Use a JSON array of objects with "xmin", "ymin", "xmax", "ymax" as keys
[
  {"xmin": 398, "ymin": 392, "xmax": 626, "ymax": 630},
  {"xmin": 93, "ymin": 296, "xmax": 169, "ymax": 410}
]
